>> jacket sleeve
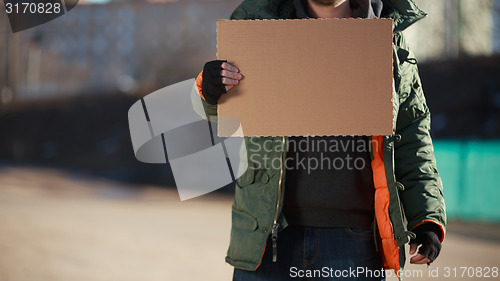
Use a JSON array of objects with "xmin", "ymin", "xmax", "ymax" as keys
[
  {"xmin": 194, "ymin": 70, "xmax": 218, "ymax": 117},
  {"xmin": 193, "ymin": 4, "xmax": 253, "ymax": 119},
  {"xmin": 393, "ymin": 33, "xmax": 446, "ymax": 242}
]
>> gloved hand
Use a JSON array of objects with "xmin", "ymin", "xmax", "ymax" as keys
[
  {"xmin": 409, "ymin": 223, "xmax": 442, "ymax": 264},
  {"xmin": 202, "ymin": 60, "xmax": 242, "ymax": 105}
]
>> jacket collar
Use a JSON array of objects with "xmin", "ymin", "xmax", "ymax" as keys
[
  {"xmin": 351, "ymin": 0, "xmax": 384, "ymax": 19},
  {"xmin": 231, "ymin": 0, "xmax": 426, "ymax": 32},
  {"xmin": 381, "ymin": 0, "xmax": 427, "ymax": 32},
  {"xmin": 294, "ymin": 0, "xmax": 309, "ymax": 19}
]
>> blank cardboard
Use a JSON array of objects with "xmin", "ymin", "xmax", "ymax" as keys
[{"xmin": 217, "ymin": 18, "xmax": 393, "ymax": 137}]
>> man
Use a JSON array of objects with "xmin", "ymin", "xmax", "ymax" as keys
[{"xmin": 195, "ymin": 0, "xmax": 446, "ymax": 280}]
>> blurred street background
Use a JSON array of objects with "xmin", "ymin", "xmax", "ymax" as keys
[{"xmin": 1, "ymin": 0, "xmax": 500, "ymax": 280}]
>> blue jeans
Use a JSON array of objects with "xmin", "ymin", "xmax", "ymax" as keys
[{"xmin": 233, "ymin": 226, "xmax": 385, "ymax": 281}]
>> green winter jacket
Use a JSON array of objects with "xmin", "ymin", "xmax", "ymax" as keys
[{"xmin": 196, "ymin": 0, "xmax": 446, "ymax": 275}]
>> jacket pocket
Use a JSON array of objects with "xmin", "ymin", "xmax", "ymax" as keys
[
  {"xmin": 226, "ymin": 207, "xmax": 266, "ymax": 268},
  {"xmin": 232, "ymin": 208, "xmax": 258, "ymax": 231},
  {"xmin": 236, "ymin": 163, "xmax": 255, "ymax": 187}
]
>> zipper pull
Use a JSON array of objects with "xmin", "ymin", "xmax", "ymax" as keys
[{"xmin": 271, "ymin": 223, "xmax": 279, "ymax": 262}]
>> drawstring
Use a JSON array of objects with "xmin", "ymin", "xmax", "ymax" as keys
[
  {"xmin": 406, "ymin": 230, "xmax": 417, "ymax": 240},
  {"xmin": 405, "ymin": 58, "xmax": 418, "ymax": 65}
]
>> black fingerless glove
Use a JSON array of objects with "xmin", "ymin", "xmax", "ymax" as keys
[
  {"xmin": 202, "ymin": 60, "xmax": 227, "ymax": 105},
  {"xmin": 411, "ymin": 223, "xmax": 442, "ymax": 263}
]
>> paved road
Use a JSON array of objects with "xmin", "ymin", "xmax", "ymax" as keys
[{"xmin": 0, "ymin": 167, "xmax": 499, "ymax": 281}]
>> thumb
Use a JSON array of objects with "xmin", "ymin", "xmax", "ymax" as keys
[{"xmin": 409, "ymin": 243, "xmax": 418, "ymax": 255}]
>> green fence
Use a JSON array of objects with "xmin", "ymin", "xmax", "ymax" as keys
[{"xmin": 433, "ymin": 140, "xmax": 500, "ymax": 222}]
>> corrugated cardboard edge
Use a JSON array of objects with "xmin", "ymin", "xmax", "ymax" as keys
[
  {"xmin": 216, "ymin": 18, "xmax": 395, "ymax": 137},
  {"xmin": 217, "ymin": 18, "xmax": 393, "ymax": 22}
]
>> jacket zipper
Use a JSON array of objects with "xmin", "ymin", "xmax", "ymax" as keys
[{"xmin": 271, "ymin": 136, "xmax": 286, "ymax": 262}]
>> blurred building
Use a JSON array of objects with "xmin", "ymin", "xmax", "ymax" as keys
[
  {"xmin": 0, "ymin": 0, "xmax": 241, "ymax": 106},
  {"xmin": 405, "ymin": 0, "xmax": 500, "ymax": 61}
]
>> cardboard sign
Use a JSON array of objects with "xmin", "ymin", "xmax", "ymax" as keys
[{"xmin": 217, "ymin": 18, "xmax": 393, "ymax": 137}]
